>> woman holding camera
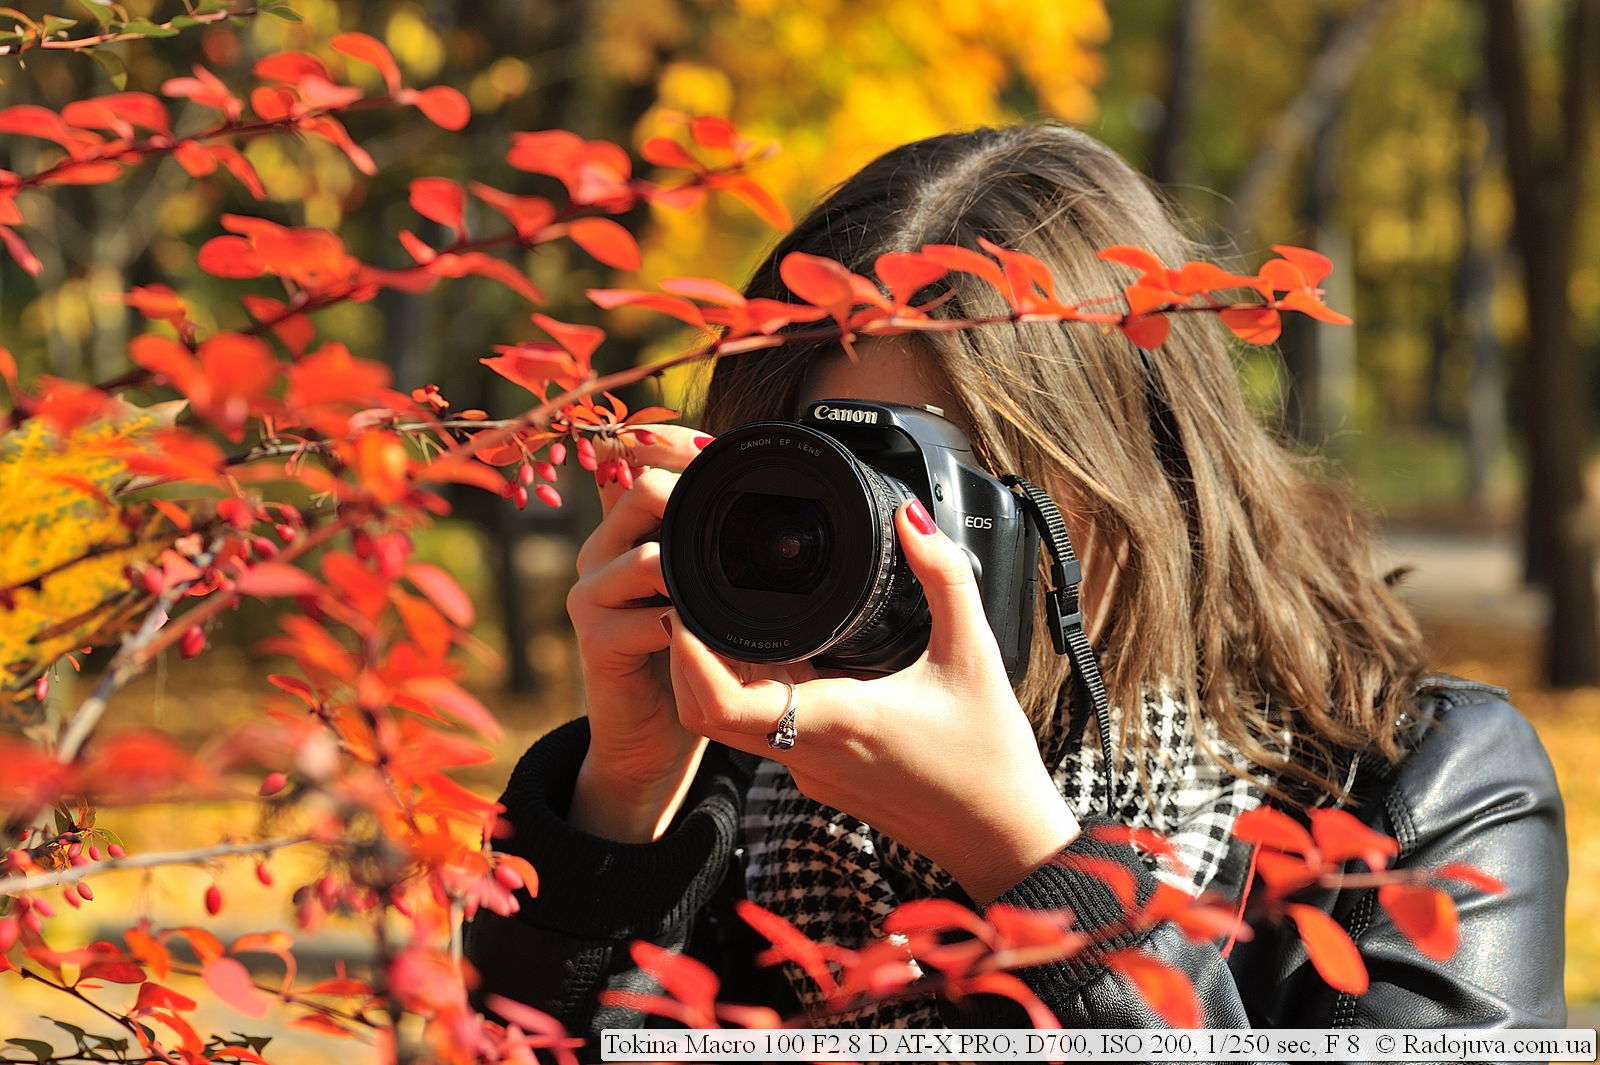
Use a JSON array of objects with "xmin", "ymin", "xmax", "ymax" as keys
[{"xmin": 467, "ymin": 125, "xmax": 1566, "ymax": 1046}]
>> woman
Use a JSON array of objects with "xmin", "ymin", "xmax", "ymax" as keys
[{"xmin": 467, "ymin": 125, "xmax": 1566, "ymax": 1045}]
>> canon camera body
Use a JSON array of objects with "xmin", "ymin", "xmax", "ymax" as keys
[{"xmin": 658, "ymin": 400, "xmax": 1041, "ymax": 682}]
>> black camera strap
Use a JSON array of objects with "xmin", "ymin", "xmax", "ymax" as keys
[{"xmin": 1002, "ymin": 476, "xmax": 1116, "ymax": 815}]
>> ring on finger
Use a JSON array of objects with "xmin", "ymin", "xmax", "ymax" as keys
[{"xmin": 766, "ymin": 682, "xmax": 798, "ymax": 751}]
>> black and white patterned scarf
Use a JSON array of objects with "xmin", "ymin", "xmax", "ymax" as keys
[{"xmin": 740, "ymin": 693, "xmax": 1261, "ymax": 1026}]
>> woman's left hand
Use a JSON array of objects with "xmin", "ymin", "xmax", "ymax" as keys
[{"xmin": 664, "ymin": 498, "xmax": 1081, "ymax": 905}]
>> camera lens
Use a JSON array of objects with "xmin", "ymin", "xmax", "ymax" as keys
[
  {"xmin": 719, "ymin": 493, "xmax": 832, "ymax": 594},
  {"xmin": 659, "ymin": 421, "xmax": 930, "ymax": 672}
]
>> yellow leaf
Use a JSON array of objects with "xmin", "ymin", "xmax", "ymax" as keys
[{"xmin": 0, "ymin": 412, "xmax": 178, "ymax": 704}]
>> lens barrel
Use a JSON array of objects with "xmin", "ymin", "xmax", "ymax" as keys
[{"xmin": 659, "ymin": 421, "xmax": 930, "ymax": 672}]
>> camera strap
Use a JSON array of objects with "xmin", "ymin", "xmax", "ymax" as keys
[{"xmin": 1002, "ymin": 476, "xmax": 1116, "ymax": 815}]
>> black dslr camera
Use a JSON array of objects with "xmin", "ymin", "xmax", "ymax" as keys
[{"xmin": 658, "ymin": 400, "xmax": 1042, "ymax": 683}]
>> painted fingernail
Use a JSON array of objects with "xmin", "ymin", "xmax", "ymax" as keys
[
  {"xmin": 693, "ymin": 435, "xmax": 713, "ymax": 450},
  {"xmin": 906, "ymin": 498, "xmax": 937, "ymax": 536},
  {"xmin": 658, "ymin": 611, "xmax": 674, "ymax": 638}
]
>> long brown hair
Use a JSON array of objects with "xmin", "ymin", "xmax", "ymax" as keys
[{"xmin": 701, "ymin": 125, "xmax": 1426, "ymax": 806}]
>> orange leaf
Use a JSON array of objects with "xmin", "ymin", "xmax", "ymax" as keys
[
  {"xmin": 410, "ymin": 85, "xmax": 469, "ymax": 130},
  {"xmin": 630, "ymin": 940, "xmax": 719, "ymax": 1011},
  {"xmin": 955, "ymin": 971, "xmax": 1060, "ymax": 1028},
  {"xmin": 640, "ymin": 136, "xmax": 696, "ymax": 169},
  {"xmin": 1219, "ymin": 306, "xmax": 1281, "ymax": 345},
  {"xmin": 202, "ymin": 956, "xmax": 272, "ymax": 1018},
  {"xmin": 134, "ymin": 981, "xmax": 197, "ymax": 1014},
  {"xmin": 331, "ymin": 32, "xmax": 401, "ymax": 94},
  {"xmin": 196, "ymin": 235, "xmax": 264, "ymax": 278},
  {"xmin": 470, "ymin": 184, "xmax": 553, "ymax": 239},
  {"xmin": 1272, "ymin": 245, "xmax": 1333, "ymax": 285},
  {"xmin": 403, "ymin": 676, "xmax": 503, "ymax": 741},
  {"xmin": 874, "ymin": 252, "xmax": 949, "ymax": 306},
  {"xmin": 920, "ymin": 243, "xmax": 1007, "ymax": 292},
  {"xmin": 1378, "ymin": 883, "xmax": 1459, "ymax": 961},
  {"xmin": 588, "ymin": 288, "xmax": 708, "ymax": 329},
  {"xmin": 406, "ymin": 562, "xmax": 476, "ymax": 627},
  {"xmin": 1104, "ymin": 947, "xmax": 1200, "ymax": 1027},
  {"xmin": 1232, "ymin": 805, "xmax": 1316, "ymax": 856},
  {"xmin": 736, "ymin": 899, "xmax": 839, "ymax": 997},
  {"xmin": 235, "ymin": 562, "xmax": 321, "ymax": 598},
  {"xmin": 1119, "ymin": 315, "xmax": 1170, "ymax": 349},
  {"xmin": 779, "ymin": 252, "xmax": 857, "ymax": 320},
  {"xmin": 1309, "ymin": 807, "xmax": 1399, "ymax": 871},
  {"xmin": 1284, "ymin": 902, "xmax": 1368, "ymax": 994},
  {"xmin": 1054, "ymin": 853, "xmax": 1137, "ymax": 910},
  {"xmin": 716, "ymin": 175, "xmax": 791, "ymax": 230},
  {"xmin": 1098, "ymin": 244, "xmax": 1167, "ymax": 282},
  {"xmin": 410, "ymin": 177, "xmax": 466, "ymax": 235},
  {"xmin": 1433, "ymin": 863, "xmax": 1506, "ymax": 895},
  {"xmin": 568, "ymin": 217, "xmax": 639, "ymax": 271},
  {"xmin": 0, "ymin": 225, "xmax": 40, "ymax": 275}
]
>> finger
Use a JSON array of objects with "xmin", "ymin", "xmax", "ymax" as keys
[
  {"xmin": 598, "ymin": 425, "xmax": 714, "ymax": 514},
  {"xmin": 577, "ymin": 468, "xmax": 677, "ymax": 576},
  {"xmin": 664, "ymin": 616, "xmax": 842, "ymax": 749},
  {"xmin": 573, "ymin": 603, "xmax": 673, "ymax": 661},
  {"xmin": 895, "ymin": 498, "xmax": 1002, "ymax": 666},
  {"xmin": 571, "ymin": 541, "xmax": 668, "ymax": 611}
]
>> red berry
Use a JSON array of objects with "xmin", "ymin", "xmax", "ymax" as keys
[
  {"xmin": 631, "ymin": 429, "xmax": 657, "ymax": 445},
  {"xmin": 274, "ymin": 524, "xmax": 297, "ymax": 543},
  {"xmin": 534, "ymin": 461, "xmax": 557, "ymax": 482},
  {"xmin": 77, "ymin": 882, "xmax": 93, "ymax": 902},
  {"xmin": 492, "ymin": 863, "xmax": 523, "ymax": 890},
  {"xmin": 615, "ymin": 464, "xmax": 635, "ymax": 490},
  {"xmin": 32, "ymin": 897, "xmax": 54, "ymax": 919},
  {"xmin": 108, "ymin": 843, "xmax": 126, "ymax": 859},
  {"xmin": 0, "ymin": 918, "xmax": 17, "ymax": 952},
  {"xmin": 535, "ymin": 484, "xmax": 561, "ymax": 508},
  {"xmin": 252, "ymin": 536, "xmax": 279, "ymax": 560},
  {"xmin": 33, "ymin": 675, "xmax": 48, "ymax": 701},
  {"xmin": 518, "ymin": 463, "xmax": 535, "ymax": 485},
  {"xmin": 255, "ymin": 863, "xmax": 274, "ymax": 887},
  {"xmin": 547, "ymin": 441, "xmax": 567, "ymax": 466},
  {"xmin": 88, "ymin": 845, "xmax": 101, "ymax": 862},
  {"xmin": 575, "ymin": 437, "xmax": 598, "ymax": 471},
  {"xmin": 61, "ymin": 888, "xmax": 81, "ymax": 909},
  {"xmin": 179, "ymin": 625, "xmax": 205, "ymax": 659},
  {"xmin": 511, "ymin": 484, "xmax": 529, "ymax": 510},
  {"xmin": 260, "ymin": 771, "xmax": 288, "ymax": 797},
  {"xmin": 204, "ymin": 884, "xmax": 223, "ymax": 916}
]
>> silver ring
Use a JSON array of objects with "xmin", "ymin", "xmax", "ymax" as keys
[{"xmin": 766, "ymin": 682, "xmax": 798, "ymax": 751}]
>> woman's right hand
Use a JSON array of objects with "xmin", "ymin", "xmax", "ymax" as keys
[{"xmin": 566, "ymin": 424, "xmax": 710, "ymax": 842}]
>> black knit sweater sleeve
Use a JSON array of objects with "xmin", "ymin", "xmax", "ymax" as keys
[{"xmin": 464, "ymin": 718, "xmax": 747, "ymax": 1038}]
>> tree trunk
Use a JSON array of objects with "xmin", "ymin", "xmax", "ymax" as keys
[
  {"xmin": 1455, "ymin": 78, "xmax": 1505, "ymax": 514},
  {"xmin": 1485, "ymin": 0, "xmax": 1599, "ymax": 686}
]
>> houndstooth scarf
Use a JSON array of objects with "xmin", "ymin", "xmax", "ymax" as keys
[{"xmin": 740, "ymin": 692, "xmax": 1261, "ymax": 1026}]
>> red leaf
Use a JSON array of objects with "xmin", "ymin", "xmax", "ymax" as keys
[
  {"xmin": 1173, "ymin": 261, "xmax": 1255, "ymax": 295},
  {"xmin": 61, "ymin": 92, "xmax": 170, "ymax": 136},
  {"xmin": 1279, "ymin": 289, "xmax": 1353, "ymax": 325},
  {"xmin": 1432, "ymin": 863, "xmax": 1506, "ymax": 895},
  {"xmin": 715, "ymin": 175, "xmax": 791, "ymax": 230},
  {"xmin": 567, "ymin": 217, "xmax": 639, "ymax": 271},
  {"xmin": 235, "ymin": 563, "xmax": 321, "ymax": 598},
  {"xmin": 410, "ymin": 177, "xmax": 466, "ymax": 235},
  {"xmin": 882, "ymin": 897, "xmax": 991, "ymax": 941},
  {"xmin": 1272, "ymin": 244, "xmax": 1333, "ymax": 285},
  {"xmin": 482, "ymin": 343, "xmax": 581, "ymax": 392},
  {"xmin": 1232, "ymin": 805, "xmax": 1317, "ymax": 857},
  {"xmin": 1378, "ymin": 883, "xmax": 1459, "ymax": 961},
  {"xmin": 410, "ymin": 85, "xmax": 470, "ymax": 130},
  {"xmin": 196, "ymin": 235, "xmax": 265, "ymax": 278},
  {"xmin": 735, "ymin": 899, "xmax": 838, "ymax": 997},
  {"xmin": 405, "ymin": 562, "xmax": 475, "ymax": 627},
  {"xmin": 660, "ymin": 275, "xmax": 746, "ymax": 306},
  {"xmin": 455, "ymin": 252, "xmax": 544, "ymax": 302},
  {"xmin": 203, "ymin": 956, "xmax": 272, "ymax": 1018},
  {"xmin": 779, "ymin": 252, "xmax": 857, "ymax": 320},
  {"xmin": 1098, "ymin": 244, "xmax": 1167, "ymax": 282},
  {"xmin": 1219, "ymin": 306, "xmax": 1282, "ymax": 345},
  {"xmin": 331, "ymin": 32, "xmax": 401, "ymax": 94},
  {"xmin": 587, "ymin": 288, "xmax": 707, "ymax": 329},
  {"xmin": 253, "ymin": 50, "xmax": 332, "ymax": 85},
  {"xmin": 1104, "ymin": 947, "xmax": 1201, "ymax": 1027},
  {"xmin": 1309, "ymin": 807, "xmax": 1399, "ymax": 871},
  {"xmin": 207, "ymin": 144, "xmax": 265, "ymax": 199},
  {"xmin": 469, "ymin": 184, "xmax": 553, "ymax": 239},
  {"xmin": 0, "ymin": 225, "xmax": 42, "ymax": 275},
  {"xmin": 640, "ymin": 136, "xmax": 696, "ymax": 169},
  {"xmin": 1284, "ymin": 902, "xmax": 1368, "ymax": 994},
  {"xmin": 532, "ymin": 313, "xmax": 605, "ymax": 364},
  {"xmin": 689, "ymin": 115, "xmax": 736, "ymax": 149},
  {"xmin": 403, "ymin": 676, "xmax": 503, "ymax": 741},
  {"xmin": 79, "ymin": 943, "xmax": 146, "ymax": 984},
  {"xmin": 1054, "ymin": 853, "xmax": 1137, "ymax": 910},
  {"xmin": 874, "ymin": 251, "xmax": 950, "ymax": 306},
  {"xmin": 920, "ymin": 243, "xmax": 1007, "ymax": 292},
  {"xmin": 1119, "ymin": 315, "xmax": 1170, "ymax": 349},
  {"xmin": 630, "ymin": 940, "xmax": 719, "ymax": 1012},
  {"xmin": 134, "ymin": 981, "xmax": 197, "ymax": 1014}
]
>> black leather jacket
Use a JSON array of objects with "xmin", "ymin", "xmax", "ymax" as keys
[{"xmin": 466, "ymin": 677, "xmax": 1567, "ymax": 1059}]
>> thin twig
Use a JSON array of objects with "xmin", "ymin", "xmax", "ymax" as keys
[
  {"xmin": 0, "ymin": 6, "xmax": 257, "ymax": 59},
  {"xmin": 1, "ymin": 833, "xmax": 320, "ymax": 896}
]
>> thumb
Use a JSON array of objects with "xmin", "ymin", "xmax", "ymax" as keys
[{"xmin": 895, "ymin": 498, "xmax": 1001, "ymax": 666}]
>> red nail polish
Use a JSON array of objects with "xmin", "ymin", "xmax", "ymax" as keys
[
  {"xmin": 693, "ymin": 435, "xmax": 713, "ymax": 450},
  {"xmin": 658, "ymin": 611, "xmax": 674, "ymax": 637},
  {"xmin": 906, "ymin": 499, "xmax": 937, "ymax": 535}
]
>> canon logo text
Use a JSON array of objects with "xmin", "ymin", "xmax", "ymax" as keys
[{"xmin": 812, "ymin": 404, "xmax": 879, "ymax": 424}]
